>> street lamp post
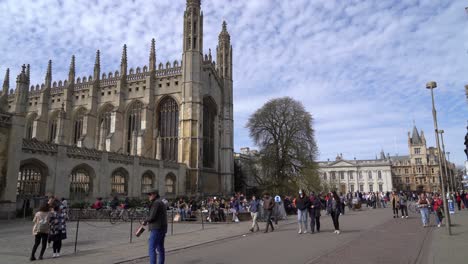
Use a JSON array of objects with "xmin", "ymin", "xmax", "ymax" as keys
[
  {"xmin": 426, "ymin": 81, "xmax": 451, "ymax": 235},
  {"xmin": 438, "ymin": 130, "xmax": 452, "ymax": 193},
  {"xmin": 446, "ymin": 152, "xmax": 455, "ymax": 191}
]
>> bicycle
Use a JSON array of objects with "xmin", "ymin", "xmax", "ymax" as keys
[{"xmin": 109, "ymin": 208, "xmax": 129, "ymax": 224}]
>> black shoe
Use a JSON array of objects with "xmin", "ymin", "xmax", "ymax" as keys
[
  {"xmin": 249, "ymin": 228, "xmax": 254, "ymax": 232},
  {"xmin": 30, "ymin": 256, "xmax": 36, "ymax": 261},
  {"xmin": 38, "ymin": 256, "xmax": 43, "ymax": 260},
  {"xmin": 264, "ymin": 230, "xmax": 268, "ymax": 233}
]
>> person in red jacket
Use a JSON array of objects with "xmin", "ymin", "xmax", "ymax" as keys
[
  {"xmin": 455, "ymin": 192, "xmax": 462, "ymax": 211},
  {"xmin": 433, "ymin": 194, "xmax": 444, "ymax": 228}
]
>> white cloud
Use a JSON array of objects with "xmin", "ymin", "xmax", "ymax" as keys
[{"xmin": 0, "ymin": 0, "xmax": 467, "ymax": 165}]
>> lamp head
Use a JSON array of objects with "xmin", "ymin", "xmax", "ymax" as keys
[
  {"xmin": 426, "ymin": 81, "xmax": 437, "ymax": 89},
  {"xmin": 439, "ymin": 129, "xmax": 444, "ymax": 133}
]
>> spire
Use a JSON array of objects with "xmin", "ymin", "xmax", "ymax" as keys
[
  {"xmin": 120, "ymin": 44, "xmax": 127, "ymax": 75},
  {"xmin": 26, "ymin": 64, "xmax": 30, "ymax": 84},
  {"xmin": 45, "ymin": 60, "xmax": 52, "ymax": 88},
  {"xmin": 218, "ymin": 20, "xmax": 230, "ymax": 42},
  {"xmin": 94, "ymin": 50, "xmax": 100, "ymax": 80},
  {"xmin": 68, "ymin": 55, "xmax": 75, "ymax": 83},
  {"xmin": 411, "ymin": 125, "xmax": 422, "ymax": 145},
  {"xmin": 2, "ymin": 68, "xmax": 9, "ymax": 94},
  {"xmin": 149, "ymin": 39, "xmax": 156, "ymax": 72},
  {"xmin": 16, "ymin": 64, "xmax": 28, "ymax": 84},
  {"xmin": 186, "ymin": 0, "xmax": 201, "ymax": 8}
]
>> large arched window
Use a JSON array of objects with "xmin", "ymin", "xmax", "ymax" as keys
[
  {"xmin": 368, "ymin": 171, "xmax": 373, "ymax": 180},
  {"xmin": 48, "ymin": 113, "xmax": 59, "ymax": 143},
  {"xmin": 17, "ymin": 162, "xmax": 46, "ymax": 198},
  {"xmin": 158, "ymin": 97, "xmax": 179, "ymax": 161},
  {"xmin": 111, "ymin": 169, "xmax": 128, "ymax": 195},
  {"xmin": 69, "ymin": 166, "xmax": 92, "ymax": 200},
  {"xmin": 141, "ymin": 172, "xmax": 154, "ymax": 195},
  {"xmin": 97, "ymin": 104, "xmax": 113, "ymax": 150},
  {"xmin": 165, "ymin": 173, "xmax": 176, "ymax": 195},
  {"xmin": 202, "ymin": 97, "xmax": 216, "ymax": 168},
  {"xmin": 73, "ymin": 108, "xmax": 86, "ymax": 145},
  {"xmin": 126, "ymin": 101, "xmax": 143, "ymax": 154},
  {"xmin": 378, "ymin": 171, "xmax": 382, "ymax": 180}
]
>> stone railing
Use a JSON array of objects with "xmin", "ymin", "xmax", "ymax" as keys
[
  {"xmin": 156, "ymin": 67, "xmax": 182, "ymax": 77},
  {"xmin": 66, "ymin": 145, "xmax": 102, "ymax": 161},
  {"xmin": 127, "ymin": 72, "xmax": 149, "ymax": 81},
  {"xmin": 139, "ymin": 157, "xmax": 160, "ymax": 168},
  {"xmin": 22, "ymin": 138, "xmax": 58, "ymax": 155},
  {"xmin": 108, "ymin": 152, "xmax": 134, "ymax": 165}
]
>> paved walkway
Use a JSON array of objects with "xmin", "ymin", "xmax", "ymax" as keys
[
  {"xmin": 1, "ymin": 208, "xmax": 467, "ymax": 263},
  {"xmin": 427, "ymin": 209, "xmax": 468, "ymax": 264},
  {"xmin": 0, "ymin": 215, "xmax": 297, "ymax": 264}
]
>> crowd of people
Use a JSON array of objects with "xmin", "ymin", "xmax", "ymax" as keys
[{"xmin": 30, "ymin": 196, "xmax": 68, "ymax": 261}]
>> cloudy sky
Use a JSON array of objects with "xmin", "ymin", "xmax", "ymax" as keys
[{"xmin": 1, "ymin": 0, "xmax": 467, "ymax": 165}]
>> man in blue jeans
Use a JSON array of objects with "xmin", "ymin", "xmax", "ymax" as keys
[{"xmin": 144, "ymin": 189, "xmax": 167, "ymax": 264}]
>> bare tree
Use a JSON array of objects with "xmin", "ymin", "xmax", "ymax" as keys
[{"xmin": 247, "ymin": 97, "xmax": 319, "ymax": 194}]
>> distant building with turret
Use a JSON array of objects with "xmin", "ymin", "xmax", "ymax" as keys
[
  {"xmin": 0, "ymin": 0, "xmax": 234, "ymax": 218},
  {"xmin": 389, "ymin": 126, "xmax": 455, "ymax": 193}
]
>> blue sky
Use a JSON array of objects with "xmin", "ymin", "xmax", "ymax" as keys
[{"xmin": 0, "ymin": 0, "xmax": 467, "ymax": 165}]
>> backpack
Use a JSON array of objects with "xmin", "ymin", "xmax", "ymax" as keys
[{"xmin": 37, "ymin": 215, "xmax": 49, "ymax": 233}]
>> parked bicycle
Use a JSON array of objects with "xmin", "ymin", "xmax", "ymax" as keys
[{"xmin": 109, "ymin": 208, "xmax": 130, "ymax": 224}]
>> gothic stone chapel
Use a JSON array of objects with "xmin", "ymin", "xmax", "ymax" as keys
[{"xmin": 0, "ymin": 0, "xmax": 234, "ymax": 218}]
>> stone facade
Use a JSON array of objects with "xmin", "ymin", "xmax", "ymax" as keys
[
  {"xmin": 318, "ymin": 153, "xmax": 394, "ymax": 194},
  {"xmin": 389, "ymin": 126, "xmax": 455, "ymax": 192},
  {"xmin": 0, "ymin": 0, "xmax": 234, "ymax": 217}
]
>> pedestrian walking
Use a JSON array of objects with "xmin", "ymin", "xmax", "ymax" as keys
[
  {"xmin": 30, "ymin": 204, "xmax": 49, "ymax": 261},
  {"xmin": 144, "ymin": 189, "xmax": 168, "ymax": 264},
  {"xmin": 455, "ymin": 192, "xmax": 462, "ymax": 211},
  {"xmin": 262, "ymin": 192, "xmax": 275, "ymax": 233},
  {"xmin": 417, "ymin": 193, "xmax": 431, "ymax": 227},
  {"xmin": 296, "ymin": 190, "xmax": 309, "ymax": 234},
  {"xmin": 327, "ymin": 191, "xmax": 342, "ymax": 234},
  {"xmin": 391, "ymin": 191, "xmax": 400, "ymax": 218},
  {"xmin": 309, "ymin": 192, "xmax": 322, "ymax": 233},
  {"xmin": 249, "ymin": 195, "xmax": 260, "ymax": 232},
  {"xmin": 48, "ymin": 205, "xmax": 67, "ymax": 258},
  {"xmin": 399, "ymin": 191, "xmax": 409, "ymax": 218},
  {"xmin": 433, "ymin": 194, "xmax": 444, "ymax": 228}
]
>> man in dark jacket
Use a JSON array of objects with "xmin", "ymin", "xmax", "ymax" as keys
[
  {"xmin": 263, "ymin": 193, "xmax": 275, "ymax": 233},
  {"xmin": 309, "ymin": 192, "xmax": 322, "ymax": 233},
  {"xmin": 144, "ymin": 189, "xmax": 167, "ymax": 264}
]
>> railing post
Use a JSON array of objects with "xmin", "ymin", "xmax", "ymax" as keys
[
  {"xmin": 201, "ymin": 209, "xmax": 204, "ymax": 230},
  {"xmin": 74, "ymin": 209, "xmax": 80, "ymax": 254},
  {"xmin": 171, "ymin": 209, "xmax": 174, "ymax": 236},
  {"xmin": 129, "ymin": 214, "xmax": 133, "ymax": 243}
]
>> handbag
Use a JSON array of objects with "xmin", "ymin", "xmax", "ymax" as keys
[{"xmin": 135, "ymin": 225, "xmax": 145, "ymax": 237}]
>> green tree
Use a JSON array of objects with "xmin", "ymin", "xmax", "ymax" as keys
[{"xmin": 247, "ymin": 97, "xmax": 319, "ymax": 195}]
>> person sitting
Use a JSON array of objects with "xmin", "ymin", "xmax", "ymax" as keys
[
  {"xmin": 110, "ymin": 196, "xmax": 119, "ymax": 210},
  {"xmin": 92, "ymin": 197, "xmax": 104, "ymax": 210}
]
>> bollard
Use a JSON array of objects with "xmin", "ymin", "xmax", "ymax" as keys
[
  {"xmin": 74, "ymin": 209, "xmax": 80, "ymax": 254},
  {"xmin": 130, "ymin": 215, "xmax": 133, "ymax": 243},
  {"xmin": 171, "ymin": 209, "xmax": 174, "ymax": 236},
  {"xmin": 201, "ymin": 210, "xmax": 204, "ymax": 230}
]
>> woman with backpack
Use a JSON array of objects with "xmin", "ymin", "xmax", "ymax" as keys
[
  {"xmin": 48, "ymin": 206, "xmax": 68, "ymax": 258},
  {"xmin": 31, "ymin": 204, "xmax": 50, "ymax": 261}
]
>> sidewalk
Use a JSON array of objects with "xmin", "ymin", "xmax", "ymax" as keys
[
  {"xmin": 0, "ymin": 217, "xmax": 296, "ymax": 264},
  {"xmin": 427, "ymin": 210, "xmax": 468, "ymax": 264}
]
